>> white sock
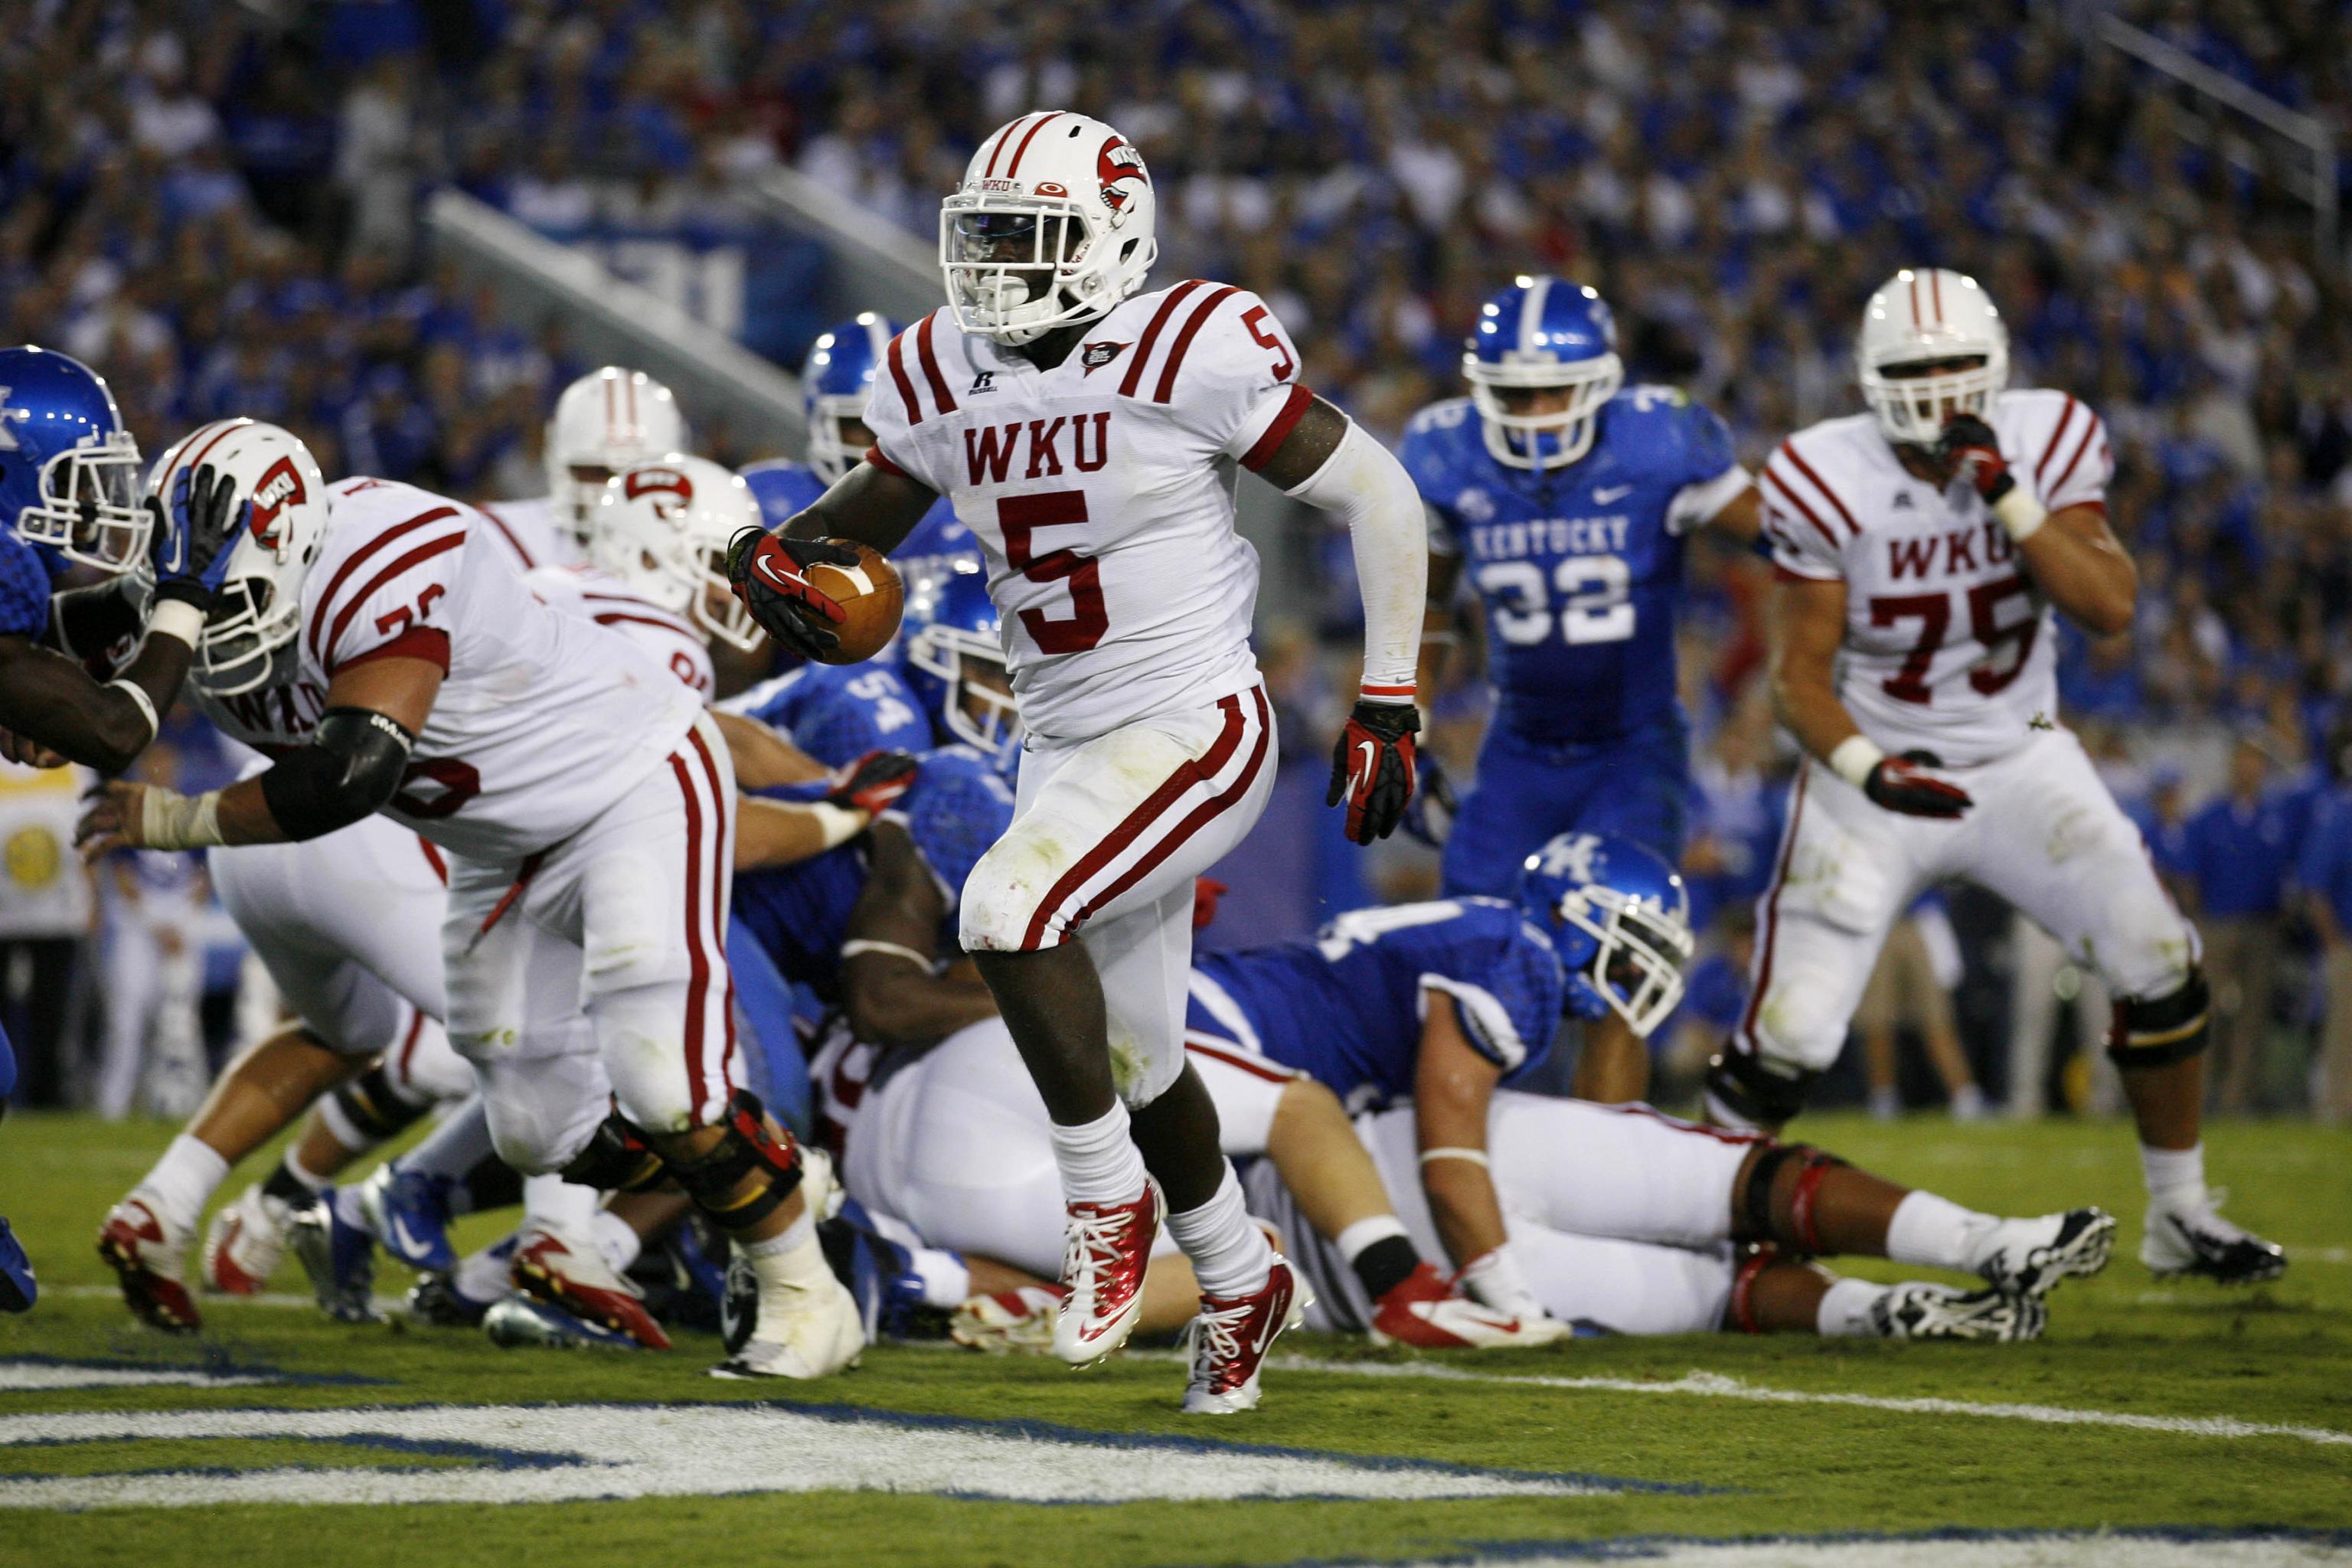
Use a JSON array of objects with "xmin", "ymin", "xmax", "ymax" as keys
[
  {"xmin": 1165, "ymin": 1164, "xmax": 1272, "ymax": 1300},
  {"xmin": 1334, "ymin": 1214, "xmax": 1408, "ymax": 1264},
  {"xmin": 521, "ymin": 1174, "xmax": 600, "ymax": 1242},
  {"xmin": 1883, "ymin": 1190, "xmax": 1995, "ymax": 1272},
  {"xmin": 742, "ymin": 1204, "xmax": 815, "ymax": 1259},
  {"xmin": 590, "ymin": 1210, "xmax": 642, "ymax": 1276},
  {"xmin": 741, "ymin": 1215, "xmax": 829, "ymax": 1309},
  {"xmin": 1816, "ymin": 1276, "xmax": 1885, "ymax": 1337},
  {"xmin": 280, "ymin": 1145, "xmax": 334, "ymax": 1194},
  {"xmin": 910, "ymin": 1247, "xmax": 972, "ymax": 1309},
  {"xmin": 2141, "ymin": 1142, "xmax": 2207, "ymax": 1212},
  {"xmin": 139, "ymin": 1135, "xmax": 230, "ymax": 1234},
  {"xmin": 1048, "ymin": 1101, "xmax": 1149, "ymax": 1205}
]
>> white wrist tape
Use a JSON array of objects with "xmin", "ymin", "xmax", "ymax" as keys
[
  {"xmin": 146, "ymin": 598, "xmax": 206, "ymax": 649},
  {"xmin": 1991, "ymin": 486, "xmax": 2047, "ymax": 543},
  {"xmin": 139, "ymin": 787, "xmax": 224, "ymax": 851},
  {"xmin": 1828, "ymin": 735, "xmax": 1886, "ymax": 790},
  {"xmin": 806, "ymin": 801, "xmax": 866, "ymax": 849},
  {"xmin": 106, "ymin": 680, "xmax": 159, "ymax": 746},
  {"xmin": 1418, "ymin": 1146, "xmax": 1489, "ymax": 1168},
  {"xmin": 839, "ymin": 939, "xmax": 933, "ymax": 970}
]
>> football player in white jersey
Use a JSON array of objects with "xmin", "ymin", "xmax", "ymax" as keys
[
  {"xmin": 476, "ymin": 367, "xmax": 688, "ymax": 571},
  {"xmin": 725, "ymin": 111, "xmax": 1428, "ymax": 1413},
  {"xmin": 1710, "ymin": 270, "xmax": 2284, "ymax": 1285},
  {"xmin": 79, "ymin": 420, "xmax": 865, "ymax": 1377}
]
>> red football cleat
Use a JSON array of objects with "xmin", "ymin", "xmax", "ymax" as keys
[
  {"xmin": 1052, "ymin": 1179, "xmax": 1163, "ymax": 1366},
  {"xmin": 1368, "ymin": 1261, "xmax": 1570, "ymax": 1349},
  {"xmin": 512, "ymin": 1227, "xmax": 672, "ymax": 1351},
  {"xmin": 97, "ymin": 1196, "xmax": 201, "ymax": 1333},
  {"xmin": 1183, "ymin": 1256, "xmax": 1304, "ymax": 1413}
]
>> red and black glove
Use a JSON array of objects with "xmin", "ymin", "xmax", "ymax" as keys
[
  {"xmin": 1191, "ymin": 877, "xmax": 1227, "ymax": 933},
  {"xmin": 826, "ymin": 749, "xmax": 920, "ymax": 816},
  {"xmin": 1328, "ymin": 700, "xmax": 1419, "ymax": 844},
  {"xmin": 1864, "ymin": 752, "xmax": 1973, "ymax": 819},
  {"xmin": 724, "ymin": 527, "xmax": 855, "ymax": 660},
  {"xmin": 1936, "ymin": 413, "xmax": 2014, "ymax": 504}
]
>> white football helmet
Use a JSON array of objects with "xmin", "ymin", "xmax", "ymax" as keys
[
  {"xmin": 147, "ymin": 419, "xmax": 329, "ymax": 696},
  {"xmin": 590, "ymin": 455, "xmax": 763, "ymax": 652},
  {"xmin": 940, "ymin": 111, "xmax": 1158, "ymax": 345},
  {"xmin": 1856, "ymin": 269, "xmax": 2008, "ymax": 447},
  {"xmin": 544, "ymin": 369, "xmax": 688, "ymax": 543}
]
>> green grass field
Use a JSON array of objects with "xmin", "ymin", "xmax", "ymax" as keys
[{"xmin": 3, "ymin": 1109, "xmax": 2348, "ymax": 1566}]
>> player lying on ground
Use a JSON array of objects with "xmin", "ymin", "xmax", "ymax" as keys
[
  {"xmin": 726, "ymin": 109, "xmax": 1429, "ymax": 1413},
  {"xmin": 1711, "ymin": 268, "xmax": 2283, "ymax": 1285},
  {"xmin": 77, "ymin": 424, "xmax": 880, "ymax": 1378},
  {"xmin": 1401, "ymin": 276, "xmax": 1762, "ymax": 1102}
]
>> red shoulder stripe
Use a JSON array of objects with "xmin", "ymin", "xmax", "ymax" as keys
[
  {"xmin": 1153, "ymin": 284, "xmax": 1242, "ymax": 404},
  {"xmin": 1240, "ymin": 384, "xmax": 1313, "ymax": 471},
  {"xmin": 303, "ymin": 507, "xmax": 461, "ymax": 664},
  {"xmin": 2047, "ymin": 412, "xmax": 2102, "ymax": 499},
  {"xmin": 1760, "ymin": 462, "xmax": 1841, "ymax": 553},
  {"xmin": 1120, "ymin": 280, "xmax": 1207, "ymax": 398},
  {"xmin": 319, "ymin": 530, "xmax": 466, "ymax": 673},
  {"xmin": 2034, "ymin": 394, "xmax": 2079, "ymax": 488},
  {"xmin": 914, "ymin": 314, "xmax": 959, "ymax": 416},
  {"xmin": 884, "ymin": 330, "xmax": 923, "ymax": 426},
  {"xmin": 1778, "ymin": 443, "xmax": 1859, "ymax": 539},
  {"xmin": 478, "ymin": 505, "xmax": 534, "ymax": 570},
  {"xmin": 864, "ymin": 443, "xmax": 910, "ymax": 480}
]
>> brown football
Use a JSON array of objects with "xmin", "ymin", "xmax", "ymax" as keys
[{"xmin": 805, "ymin": 541, "xmax": 904, "ymax": 665}]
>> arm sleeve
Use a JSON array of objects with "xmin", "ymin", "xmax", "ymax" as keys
[
  {"xmin": 1756, "ymin": 442, "xmax": 1848, "ymax": 582},
  {"xmin": 1284, "ymin": 421, "xmax": 1427, "ymax": 701},
  {"xmin": 1395, "ymin": 410, "xmax": 1465, "ymax": 557},
  {"xmin": 300, "ymin": 507, "xmax": 472, "ymax": 676}
]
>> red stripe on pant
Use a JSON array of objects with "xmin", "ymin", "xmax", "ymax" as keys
[
  {"xmin": 1589, "ymin": 1098, "xmax": 1764, "ymax": 1147},
  {"xmin": 1184, "ymin": 1036, "xmax": 1295, "ymax": 1085},
  {"xmin": 1067, "ymin": 688, "xmax": 1273, "ymax": 933},
  {"xmin": 669, "ymin": 746, "xmax": 714, "ymax": 1121},
  {"xmin": 1018, "ymin": 690, "xmax": 1259, "ymax": 950},
  {"xmin": 686, "ymin": 722, "xmax": 739, "ymax": 1104}
]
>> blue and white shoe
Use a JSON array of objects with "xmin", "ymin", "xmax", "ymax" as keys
[
  {"xmin": 357, "ymin": 1164, "xmax": 457, "ymax": 1274},
  {"xmin": 288, "ymin": 1188, "xmax": 382, "ymax": 1324},
  {"xmin": 407, "ymin": 1235, "xmax": 519, "ymax": 1328},
  {"xmin": 0, "ymin": 1217, "xmax": 34, "ymax": 1313},
  {"xmin": 820, "ymin": 1196, "xmax": 944, "ymax": 1342}
]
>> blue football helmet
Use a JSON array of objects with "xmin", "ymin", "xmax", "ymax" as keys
[
  {"xmin": 1518, "ymin": 831, "xmax": 1694, "ymax": 1037},
  {"xmin": 899, "ymin": 561, "xmax": 1019, "ymax": 772},
  {"xmin": 803, "ymin": 314, "xmax": 904, "ymax": 484},
  {"xmin": 0, "ymin": 346, "xmax": 147, "ymax": 573},
  {"xmin": 1463, "ymin": 276, "xmax": 1623, "ymax": 472}
]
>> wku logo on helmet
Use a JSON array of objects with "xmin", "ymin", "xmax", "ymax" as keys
[
  {"xmin": 246, "ymin": 456, "xmax": 308, "ymax": 550},
  {"xmin": 1096, "ymin": 136, "xmax": 1146, "ymax": 214},
  {"xmin": 624, "ymin": 466, "xmax": 693, "ymax": 516}
]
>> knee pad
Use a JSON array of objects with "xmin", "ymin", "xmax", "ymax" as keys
[
  {"xmin": 328, "ymin": 1066, "xmax": 430, "ymax": 1145},
  {"xmin": 558, "ymin": 1112, "xmax": 670, "ymax": 1193},
  {"xmin": 667, "ymin": 1091, "xmax": 805, "ymax": 1236},
  {"xmin": 1704, "ymin": 1051, "xmax": 1820, "ymax": 1131},
  {"xmin": 2107, "ymin": 969, "xmax": 2210, "ymax": 1069},
  {"xmin": 1736, "ymin": 1143, "xmax": 1849, "ymax": 1254}
]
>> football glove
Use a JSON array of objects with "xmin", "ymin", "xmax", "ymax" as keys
[
  {"xmin": 825, "ymin": 749, "xmax": 920, "ymax": 816},
  {"xmin": 1400, "ymin": 748, "xmax": 1457, "ymax": 848},
  {"xmin": 1864, "ymin": 753, "xmax": 1973, "ymax": 819},
  {"xmin": 149, "ymin": 463, "xmax": 246, "ymax": 609},
  {"xmin": 1328, "ymin": 699, "xmax": 1419, "ymax": 845},
  {"xmin": 1936, "ymin": 413, "xmax": 2013, "ymax": 502},
  {"xmin": 724, "ymin": 527, "xmax": 854, "ymax": 660}
]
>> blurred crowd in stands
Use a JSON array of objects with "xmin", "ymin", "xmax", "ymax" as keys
[{"xmin": 2, "ymin": 0, "xmax": 2350, "ymax": 1117}]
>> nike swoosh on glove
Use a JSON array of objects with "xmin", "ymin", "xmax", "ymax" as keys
[
  {"xmin": 1328, "ymin": 699, "xmax": 1419, "ymax": 844},
  {"xmin": 724, "ymin": 527, "xmax": 856, "ymax": 659},
  {"xmin": 149, "ymin": 463, "xmax": 247, "ymax": 609},
  {"xmin": 1864, "ymin": 754, "xmax": 1972, "ymax": 818},
  {"xmin": 1935, "ymin": 413, "xmax": 2014, "ymax": 501},
  {"xmin": 826, "ymin": 749, "xmax": 920, "ymax": 815}
]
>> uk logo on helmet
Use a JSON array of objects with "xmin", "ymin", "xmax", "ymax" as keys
[
  {"xmin": 247, "ymin": 456, "xmax": 309, "ymax": 550},
  {"xmin": 1096, "ymin": 138, "xmax": 1146, "ymax": 213}
]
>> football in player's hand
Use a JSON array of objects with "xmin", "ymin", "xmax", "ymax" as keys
[{"xmin": 805, "ymin": 543, "xmax": 904, "ymax": 665}]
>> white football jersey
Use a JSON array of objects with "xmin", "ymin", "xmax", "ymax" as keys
[
  {"xmin": 197, "ymin": 478, "xmax": 700, "ymax": 862},
  {"xmin": 525, "ymin": 563, "xmax": 714, "ymax": 701},
  {"xmin": 477, "ymin": 495, "xmax": 584, "ymax": 573},
  {"xmin": 863, "ymin": 284, "xmax": 1312, "ymax": 741},
  {"xmin": 1762, "ymin": 389, "xmax": 2111, "ymax": 766}
]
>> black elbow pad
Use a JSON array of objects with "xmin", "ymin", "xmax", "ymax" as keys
[{"xmin": 260, "ymin": 707, "xmax": 415, "ymax": 840}]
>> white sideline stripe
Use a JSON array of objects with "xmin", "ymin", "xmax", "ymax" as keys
[
  {"xmin": 0, "ymin": 1365, "xmax": 279, "ymax": 1392},
  {"xmin": 0, "ymin": 1403, "xmax": 1625, "ymax": 1510},
  {"xmin": 57, "ymin": 1285, "xmax": 407, "ymax": 1313},
  {"xmin": 1230, "ymin": 1357, "xmax": 2352, "ymax": 1450},
  {"xmin": 1380, "ymin": 1537, "xmax": 2352, "ymax": 1567}
]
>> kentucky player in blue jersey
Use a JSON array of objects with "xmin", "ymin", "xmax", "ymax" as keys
[
  {"xmin": 741, "ymin": 314, "xmax": 980, "ymax": 590},
  {"xmin": 897, "ymin": 563, "xmax": 1019, "ymax": 780},
  {"xmin": 1188, "ymin": 831, "xmax": 1692, "ymax": 1329},
  {"xmin": 1400, "ymin": 278, "xmax": 1759, "ymax": 1100}
]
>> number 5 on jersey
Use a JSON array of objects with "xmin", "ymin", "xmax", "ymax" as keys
[{"xmin": 998, "ymin": 490, "xmax": 1106, "ymax": 653}]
